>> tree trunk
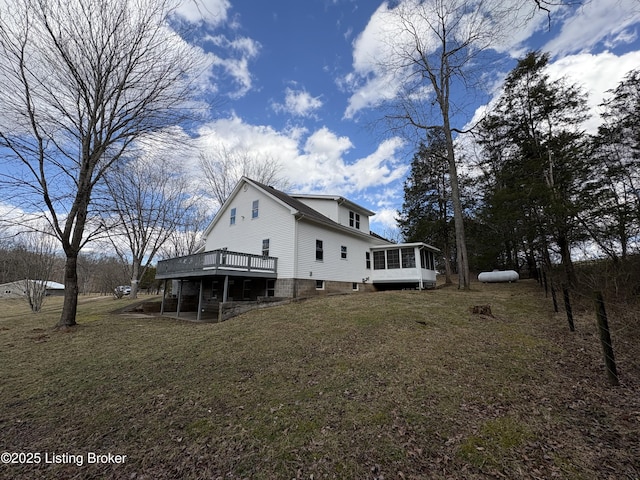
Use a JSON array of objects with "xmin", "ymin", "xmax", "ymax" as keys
[
  {"xmin": 444, "ymin": 128, "xmax": 470, "ymax": 290},
  {"xmin": 557, "ymin": 232, "xmax": 576, "ymax": 287},
  {"xmin": 58, "ymin": 254, "xmax": 79, "ymax": 327},
  {"xmin": 443, "ymin": 243, "xmax": 453, "ymax": 284},
  {"xmin": 130, "ymin": 258, "xmax": 141, "ymax": 299}
]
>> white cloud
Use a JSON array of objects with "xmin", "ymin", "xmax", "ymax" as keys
[
  {"xmin": 175, "ymin": 0, "xmax": 231, "ymax": 27},
  {"xmin": 463, "ymin": 49, "xmax": 640, "ymax": 166},
  {"xmin": 194, "ymin": 116, "xmax": 406, "ymax": 199},
  {"xmin": 543, "ymin": 0, "xmax": 640, "ymax": 57},
  {"xmin": 546, "ymin": 50, "xmax": 640, "ymax": 133},
  {"xmin": 204, "ymin": 35, "xmax": 261, "ymax": 98},
  {"xmin": 343, "ymin": 71, "xmax": 401, "ymax": 119},
  {"xmin": 343, "ymin": 0, "xmax": 547, "ymax": 119},
  {"xmin": 272, "ymin": 87, "xmax": 323, "ymax": 117},
  {"xmin": 172, "ymin": 2, "xmax": 261, "ymax": 99},
  {"xmin": 347, "ymin": 137, "xmax": 408, "ymax": 191},
  {"xmin": 371, "ymin": 207, "xmax": 400, "ymax": 231}
]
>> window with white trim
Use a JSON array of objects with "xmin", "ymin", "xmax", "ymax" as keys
[
  {"xmin": 316, "ymin": 240, "xmax": 323, "ymax": 260},
  {"xmin": 387, "ymin": 249, "xmax": 400, "ymax": 269},
  {"xmin": 230, "ymin": 207, "xmax": 236, "ymax": 225},
  {"xmin": 262, "ymin": 239, "xmax": 270, "ymax": 256},
  {"xmin": 341, "ymin": 245, "xmax": 347, "ymax": 259},
  {"xmin": 252, "ymin": 200, "xmax": 259, "ymax": 218},
  {"xmin": 401, "ymin": 248, "xmax": 416, "ymax": 268},
  {"xmin": 349, "ymin": 211, "xmax": 360, "ymax": 229},
  {"xmin": 373, "ymin": 251, "xmax": 385, "ymax": 270}
]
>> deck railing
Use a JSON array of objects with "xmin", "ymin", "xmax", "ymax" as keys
[{"xmin": 156, "ymin": 249, "xmax": 277, "ymax": 277}]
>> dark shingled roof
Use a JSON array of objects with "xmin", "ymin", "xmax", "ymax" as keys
[
  {"xmin": 249, "ymin": 179, "xmax": 341, "ymax": 229},
  {"xmin": 248, "ymin": 178, "xmax": 391, "ymax": 242}
]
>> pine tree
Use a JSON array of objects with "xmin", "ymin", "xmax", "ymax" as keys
[
  {"xmin": 398, "ymin": 129, "xmax": 454, "ymax": 283},
  {"xmin": 477, "ymin": 51, "xmax": 590, "ymax": 285}
]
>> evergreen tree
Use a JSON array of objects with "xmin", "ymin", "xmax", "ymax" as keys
[
  {"xmin": 398, "ymin": 129, "xmax": 454, "ymax": 283},
  {"xmin": 583, "ymin": 69, "xmax": 640, "ymax": 260},
  {"xmin": 477, "ymin": 51, "xmax": 590, "ymax": 285}
]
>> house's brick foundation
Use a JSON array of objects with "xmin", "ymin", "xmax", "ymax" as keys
[
  {"xmin": 275, "ymin": 278, "xmax": 375, "ymax": 298},
  {"xmin": 274, "ymin": 278, "xmax": 296, "ymax": 297}
]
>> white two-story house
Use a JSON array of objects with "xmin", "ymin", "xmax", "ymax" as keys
[{"xmin": 156, "ymin": 177, "xmax": 439, "ymax": 320}]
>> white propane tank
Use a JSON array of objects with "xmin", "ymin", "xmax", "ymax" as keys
[{"xmin": 478, "ymin": 270, "xmax": 519, "ymax": 283}]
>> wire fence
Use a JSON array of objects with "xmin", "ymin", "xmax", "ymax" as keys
[{"xmin": 539, "ymin": 261, "xmax": 639, "ymax": 387}]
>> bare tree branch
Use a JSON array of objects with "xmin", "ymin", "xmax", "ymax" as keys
[{"xmin": 0, "ymin": 0, "xmax": 203, "ymax": 326}]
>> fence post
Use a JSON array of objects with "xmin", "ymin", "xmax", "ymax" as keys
[
  {"xmin": 562, "ymin": 284, "xmax": 574, "ymax": 331},
  {"xmin": 594, "ymin": 291, "xmax": 619, "ymax": 386},
  {"xmin": 550, "ymin": 282, "xmax": 559, "ymax": 313}
]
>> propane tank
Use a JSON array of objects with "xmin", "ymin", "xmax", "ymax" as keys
[{"xmin": 478, "ymin": 270, "xmax": 519, "ymax": 283}]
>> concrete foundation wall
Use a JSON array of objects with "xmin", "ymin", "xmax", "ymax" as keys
[{"xmin": 277, "ymin": 278, "xmax": 375, "ymax": 298}]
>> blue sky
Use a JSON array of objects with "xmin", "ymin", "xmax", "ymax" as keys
[
  {"xmin": 2, "ymin": 0, "xmax": 640, "ymax": 239},
  {"xmin": 170, "ymin": 0, "xmax": 640, "ymax": 236}
]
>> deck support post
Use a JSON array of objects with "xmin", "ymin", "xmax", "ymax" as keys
[
  {"xmin": 223, "ymin": 275, "xmax": 229, "ymax": 302},
  {"xmin": 160, "ymin": 279, "xmax": 167, "ymax": 315},
  {"xmin": 176, "ymin": 280, "xmax": 183, "ymax": 318},
  {"xmin": 197, "ymin": 279, "xmax": 204, "ymax": 321}
]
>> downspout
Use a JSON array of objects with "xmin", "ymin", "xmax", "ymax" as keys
[{"xmin": 293, "ymin": 213, "xmax": 302, "ymax": 298}]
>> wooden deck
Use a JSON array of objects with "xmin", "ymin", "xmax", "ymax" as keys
[{"xmin": 156, "ymin": 249, "xmax": 278, "ymax": 279}]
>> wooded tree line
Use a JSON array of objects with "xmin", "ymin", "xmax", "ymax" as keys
[
  {"xmin": 399, "ymin": 51, "xmax": 640, "ymax": 286},
  {"xmin": 0, "ymin": 237, "xmax": 160, "ymax": 297}
]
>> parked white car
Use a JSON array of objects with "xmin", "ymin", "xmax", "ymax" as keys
[{"xmin": 115, "ymin": 285, "xmax": 131, "ymax": 295}]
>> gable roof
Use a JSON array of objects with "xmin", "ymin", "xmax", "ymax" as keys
[
  {"xmin": 249, "ymin": 179, "xmax": 338, "ymax": 228},
  {"xmin": 290, "ymin": 194, "xmax": 375, "ymax": 217},
  {"xmin": 203, "ymin": 177, "xmax": 391, "ymax": 243}
]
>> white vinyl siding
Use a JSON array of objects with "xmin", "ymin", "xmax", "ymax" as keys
[
  {"xmin": 369, "ymin": 245, "xmax": 438, "ymax": 286},
  {"xmin": 295, "ymin": 198, "xmax": 339, "ymax": 221},
  {"xmin": 204, "ymin": 182, "xmax": 296, "ymax": 278},
  {"xmin": 295, "ymin": 221, "xmax": 375, "ymax": 282},
  {"xmin": 338, "ymin": 205, "xmax": 370, "ymax": 232}
]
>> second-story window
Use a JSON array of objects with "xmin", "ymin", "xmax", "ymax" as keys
[
  {"xmin": 262, "ymin": 239, "xmax": 270, "ymax": 256},
  {"xmin": 230, "ymin": 208, "xmax": 236, "ymax": 225},
  {"xmin": 252, "ymin": 200, "xmax": 259, "ymax": 218},
  {"xmin": 349, "ymin": 211, "xmax": 360, "ymax": 229}
]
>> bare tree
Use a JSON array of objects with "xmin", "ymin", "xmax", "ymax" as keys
[
  {"xmin": 15, "ymin": 232, "xmax": 58, "ymax": 312},
  {"xmin": 159, "ymin": 206, "xmax": 209, "ymax": 259},
  {"xmin": 199, "ymin": 146, "xmax": 291, "ymax": 207},
  {"xmin": 77, "ymin": 252, "xmax": 129, "ymax": 295},
  {"xmin": 102, "ymin": 154, "xmax": 200, "ymax": 299},
  {"xmin": 379, "ymin": 0, "xmax": 543, "ymax": 290},
  {"xmin": 0, "ymin": 0, "xmax": 201, "ymax": 326}
]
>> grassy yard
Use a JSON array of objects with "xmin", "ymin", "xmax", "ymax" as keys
[{"xmin": 1, "ymin": 281, "xmax": 638, "ymax": 479}]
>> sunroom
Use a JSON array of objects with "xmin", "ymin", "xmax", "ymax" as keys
[{"xmin": 369, "ymin": 242, "xmax": 439, "ymax": 289}]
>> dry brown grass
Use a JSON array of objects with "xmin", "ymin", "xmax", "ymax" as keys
[{"xmin": 0, "ymin": 282, "xmax": 638, "ymax": 479}]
